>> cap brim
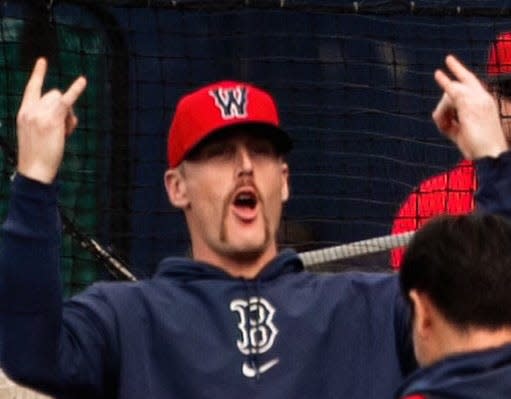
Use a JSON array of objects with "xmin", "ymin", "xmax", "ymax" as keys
[
  {"xmin": 185, "ymin": 122, "xmax": 293, "ymax": 162},
  {"xmin": 487, "ymin": 72, "xmax": 511, "ymax": 84},
  {"xmin": 240, "ymin": 122, "xmax": 293, "ymax": 154}
]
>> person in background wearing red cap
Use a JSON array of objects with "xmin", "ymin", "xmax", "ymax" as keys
[
  {"xmin": 394, "ymin": 213, "xmax": 511, "ymax": 399},
  {"xmin": 0, "ymin": 54, "xmax": 510, "ymax": 399},
  {"xmin": 390, "ymin": 31, "xmax": 511, "ymax": 269}
]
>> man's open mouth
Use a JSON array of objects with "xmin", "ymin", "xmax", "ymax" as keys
[{"xmin": 233, "ymin": 191, "xmax": 257, "ymax": 209}]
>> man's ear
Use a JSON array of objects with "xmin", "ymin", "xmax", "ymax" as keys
[
  {"xmin": 409, "ymin": 289, "xmax": 434, "ymax": 339},
  {"xmin": 281, "ymin": 162, "xmax": 290, "ymax": 203},
  {"xmin": 164, "ymin": 168, "xmax": 189, "ymax": 209}
]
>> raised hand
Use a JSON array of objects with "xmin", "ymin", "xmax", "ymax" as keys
[
  {"xmin": 16, "ymin": 58, "xmax": 87, "ymax": 184},
  {"xmin": 432, "ymin": 55, "xmax": 508, "ymax": 160}
]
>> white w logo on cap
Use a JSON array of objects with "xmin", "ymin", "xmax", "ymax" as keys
[{"xmin": 209, "ymin": 87, "xmax": 248, "ymax": 119}]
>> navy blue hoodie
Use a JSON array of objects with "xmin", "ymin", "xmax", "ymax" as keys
[
  {"xmin": 1, "ymin": 152, "xmax": 511, "ymax": 399},
  {"xmin": 395, "ymin": 343, "xmax": 511, "ymax": 399}
]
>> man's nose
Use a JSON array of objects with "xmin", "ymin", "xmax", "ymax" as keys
[{"xmin": 235, "ymin": 146, "xmax": 254, "ymax": 176}]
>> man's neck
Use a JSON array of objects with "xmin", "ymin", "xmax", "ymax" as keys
[
  {"xmin": 192, "ymin": 245, "xmax": 279, "ymax": 279},
  {"xmin": 440, "ymin": 325, "xmax": 511, "ymax": 361}
]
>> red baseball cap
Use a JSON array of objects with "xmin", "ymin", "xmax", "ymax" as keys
[
  {"xmin": 487, "ymin": 31, "xmax": 511, "ymax": 81},
  {"xmin": 167, "ymin": 80, "xmax": 292, "ymax": 167}
]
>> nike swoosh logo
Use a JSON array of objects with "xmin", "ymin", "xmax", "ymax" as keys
[{"xmin": 242, "ymin": 358, "xmax": 279, "ymax": 378}]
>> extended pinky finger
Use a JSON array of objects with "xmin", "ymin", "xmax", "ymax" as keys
[
  {"xmin": 434, "ymin": 69, "xmax": 451, "ymax": 92},
  {"xmin": 61, "ymin": 76, "xmax": 87, "ymax": 108}
]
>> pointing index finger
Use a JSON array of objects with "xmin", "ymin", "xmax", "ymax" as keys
[{"xmin": 21, "ymin": 58, "xmax": 47, "ymax": 107}]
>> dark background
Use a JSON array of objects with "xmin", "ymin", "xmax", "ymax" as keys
[{"xmin": 1, "ymin": 0, "xmax": 510, "ymax": 293}]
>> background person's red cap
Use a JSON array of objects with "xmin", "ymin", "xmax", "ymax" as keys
[
  {"xmin": 487, "ymin": 31, "xmax": 511, "ymax": 81},
  {"xmin": 167, "ymin": 80, "xmax": 292, "ymax": 167}
]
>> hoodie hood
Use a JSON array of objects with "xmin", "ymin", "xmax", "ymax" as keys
[
  {"xmin": 154, "ymin": 248, "xmax": 303, "ymax": 283},
  {"xmin": 396, "ymin": 343, "xmax": 511, "ymax": 399}
]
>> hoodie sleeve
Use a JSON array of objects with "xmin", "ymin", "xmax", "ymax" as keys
[
  {"xmin": 475, "ymin": 150, "xmax": 511, "ymax": 218},
  {"xmin": 0, "ymin": 174, "xmax": 116, "ymax": 398}
]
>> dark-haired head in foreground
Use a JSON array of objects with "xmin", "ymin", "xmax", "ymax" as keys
[{"xmin": 400, "ymin": 213, "xmax": 511, "ymax": 367}]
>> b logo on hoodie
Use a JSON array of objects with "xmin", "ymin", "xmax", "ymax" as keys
[
  {"xmin": 209, "ymin": 87, "xmax": 248, "ymax": 119},
  {"xmin": 230, "ymin": 297, "xmax": 279, "ymax": 377}
]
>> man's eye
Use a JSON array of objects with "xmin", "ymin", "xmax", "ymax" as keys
[
  {"xmin": 251, "ymin": 144, "xmax": 275, "ymax": 156},
  {"xmin": 204, "ymin": 145, "xmax": 233, "ymax": 159}
]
